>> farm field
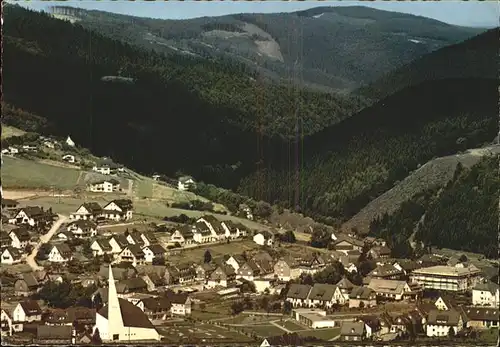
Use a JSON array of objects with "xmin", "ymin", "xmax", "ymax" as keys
[
  {"xmin": 167, "ymin": 239, "xmax": 260, "ymax": 263},
  {"xmin": 2, "ymin": 156, "xmax": 81, "ymax": 190},
  {"xmin": 1, "ymin": 125, "xmax": 25, "ymax": 139}
]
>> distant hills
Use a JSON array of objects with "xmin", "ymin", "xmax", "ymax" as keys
[{"xmin": 47, "ymin": 5, "xmax": 484, "ymax": 92}]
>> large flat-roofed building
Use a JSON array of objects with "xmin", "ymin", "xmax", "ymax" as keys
[
  {"xmin": 292, "ymin": 309, "xmax": 337, "ymax": 329},
  {"xmin": 410, "ymin": 265, "xmax": 482, "ymax": 292}
]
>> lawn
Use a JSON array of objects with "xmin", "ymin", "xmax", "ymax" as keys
[
  {"xmin": 2, "ymin": 125, "xmax": 25, "ymax": 139},
  {"xmin": 158, "ymin": 322, "xmax": 252, "ymax": 343},
  {"xmin": 167, "ymin": 239, "xmax": 260, "ymax": 263},
  {"xmin": 241, "ymin": 324, "xmax": 287, "ymax": 338},
  {"xmin": 222, "ymin": 314, "xmax": 278, "ymax": 325},
  {"xmin": 477, "ymin": 328, "xmax": 499, "ymax": 344},
  {"xmin": 2, "ymin": 156, "xmax": 81, "ymax": 190},
  {"xmin": 279, "ymin": 320, "xmax": 305, "ymax": 332},
  {"xmin": 297, "ymin": 327, "xmax": 340, "ymax": 341},
  {"xmin": 135, "ymin": 179, "xmax": 154, "ymax": 198}
]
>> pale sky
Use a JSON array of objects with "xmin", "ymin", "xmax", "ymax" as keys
[{"xmin": 7, "ymin": 0, "xmax": 500, "ymax": 28}]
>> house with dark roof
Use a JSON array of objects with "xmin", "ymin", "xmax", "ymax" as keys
[
  {"xmin": 108, "ymin": 234, "xmax": 130, "ymax": 254},
  {"xmin": 139, "ymin": 232, "xmax": 158, "ymax": 247},
  {"xmin": 393, "ymin": 259, "xmax": 422, "ymax": 276},
  {"xmin": 125, "ymin": 231, "xmax": 145, "ymax": 246},
  {"xmin": 88, "ymin": 178, "xmax": 121, "ymax": 193},
  {"xmin": 336, "ymin": 277, "xmax": 355, "ymax": 302},
  {"xmin": 36, "ymin": 325, "xmax": 74, "ymax": 344},
  {"xmin": 1, "ymin": 308, "xmax": 13, "ymax": 336},
  {"xmin": 195, "ymin": 263, "xmax": 217, "ymax": 281},
  {"xmin": 306, "ymin": 283, "xmax": 344, "ymax": 307},
  {"xmin": 426, "ymin": 309, "xmax": 464, "ymax": 337},
  {"xmin": 47, "ymin": 243, "xmax": 73, "ymax": 263},
  {"xmin": 171, "ymin": 225, "xmax": 194, "ymax": 245},
  {"xmin": 225, "ymin": 254, "xmax": 247, "ymax": 271},
  {"xmin": 166, "ymin": 264, "xmax": 196, "ymax": 284},
  {"xmin": 98, "ymin": 264, "xmax": 137, "ymax": 281},
  {"xmin": 348, "ymin": 287, "xmax": 377, "ymax": 308},
  {"xmin": 286, "ymin": 284, "xmax": 312, "ymax": 307},
  {"xmin": 237, "ymin": 260, "xmax": 262, "ymax": 282},
  {"xmin": 178, "ymin": 176, "xmax": 196, "ymax": 191},
  {"xmin": 14, "ymin": 273, "xmax": 42, "ymax": 297},
  {"xmin": 332, "ymin": 235, "xmax": 364, "ymax": 255},
  {"xmin": 164, "ymin": 290, "xmax": 192, "ymax": 316},
  {"xmin": 70, "ymin": 202, "xmax": 103, "ymax": 221},
  {"xmin": 12, "ymin": 300, "xmax": 42, "ymax": 323},
  {"xmin": 11, "ymin": 206, "xmax": 52, "ymax": 227},
  {"xmin": 2, "ymin": 198, "xmax": 18, "ymax": 209},
  {"xmin": 196, "ymin": 215, "xmax": 226, "ymax": 240},
  {"xmin": 463, "ymin": 306, "xmax": 499, "ymax": 330},
  {"xmin": 103, "ymin": 199, "xmax": 133, "ymax": 221},
  {"xmin": 368, "ymin": 245, "xmax": 392, "ymax": 259},
  {"xmin": 368, "ymin": 264, "xmax": 405, "ymax": 280},
  {"xmin": 273, "ymin": 257, "xmax": 301, "ymax": 282},
  {"xmin": 8, "ymin": 227, "xmax": 31, "ymax": 249},
  {"xmin": 339, "ymin": 321, "xmax": 365, "ymax": 341},
  {"xmin": 137, "ymin": 297, "xmax": 171, "ymax": 320},
  {"xmin": 67, "ymin": 220, "xmax": 97, "ymax": 238},
  {"xmin": 117, "ymin": 245, "xmax": 145, "ymax": 267},
  {"xmin": 1, "ymin": 247, "xmax": 22, "ymax": 265},
  {"xmin": 92, "ymin": 158, "xmax": 122, "ymax": 175},
  {"xmin": 193, "ymin": 221, "xmax": 216, "ymax": 244},
  {"xmin": 207, "ymin": 265, "xmax": 236, "ymax": 288},
  {"xmin": 220, "ymin": 220, "xmax": 242, "ymax": 239},
  {"xmin": 91, "ymin": 239, "xmax": 112, "ymax": 256},
  {"xmin": 142, "ymin": 244, "xmax": 166, "ymax": 263},
  {"xmin": 116, "ymin": 278, "xmax": 149, "ymax": 297}
]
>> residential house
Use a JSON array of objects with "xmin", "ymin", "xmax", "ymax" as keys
[
  {"xmin": 14, "ymin": 273, "xmax": 42, "ymax": 296},
  {"xmin": 138, "ymin": 297, "xmax": 171, "ymax": 320},
  {"xmin": 125, "ymin": 231, "xmax": 145, "ymax": 246},
  {"xmin": 90, "ymin": 239, "xmax": 112, "ymax": 256},
  {"xmin": 88, "ymin": 179, "xmax": 121, "ymax": 193},
  {"xmin": 170, "ymin": 225, "xmax": 194, "ymax": 245},
  {"xmin": 196, "ymin": 215, "xmax": 226, "ymax": 240},
  {"xmin": 367, "ymin": 279, "xmax": 413, "ymax": 301},
  {"xmin": 2, "ymin": 198, "xmax": 18, "ymax": 209},
  {"xmin": 410, "ymin": 265, "xmax": 482, "ymax": 292},
  {"xmin": 1, "ymin": 247, "xmax": 22, "ymax": 265},
  {"xmin": 238, "ymin": 260, "xmax": 262, "ymax": 281},
  {"xmin": 393, "ymin": 259, "xmax": 422, "ymax": 277},
  {"xmin": 139, "ymin": 232, "xmax": 158, "ymax": 247},
  {"xmin": 165, "ymin": 290, "xmax": 192, "ymax": 316},
  {"xmin": 435, "ymin": 296, "xmax": 456, "ymax": 311},
  {"xmin": 368, "ymin": 264, "xmax": 405, "ymax": 280},
  {"xmin": 331, "ymin": 236, "xmax": 364, "ymax": 255},
  {"xmin": 11, "ymin": 206, "xmax": 52, "ymax": 227},
  {"xmin": 70, "ymin": 202, "xmax": 103, "ymax": 221},
  {"xmin": 13, "ymin": 300, "xmax": 42, "ymax": 323},
  {"xmin": 8, "ymin": 228, "xmax": 31, "ymax": 249},
  {"xmin": 62, "ymin": 154, "xmax": 76, "ymax": 163},
  {"xmin": 472, "ymin": 281, "xmax": 499, "ymax": 307},
  {"xmin": 142, "ymin": 244, "xmax": 167, "ymax": 263},
  {"xmin": 67, "ymin": 220, "xmax": 97, "ymax": 238},
  {"xmin": 166, "ymin": 264, "xmax": 196, "ymax": 284},
  {"xmin": 92, "ymin": 158, "xmax": 121, "ymax": 175},
  {"xmin": 116, "ymin": 278, "xmax": 149, "ymax": 297},
  {"xmin": 298, "ymin": 254, "xmax": 327, "ymax": 275},
  {"xmin": 359, "ymin": 316, "xmax": 382, "ymax": 339},
  {"xmin": 274, "ymin": 257, "xmax": 301, "ymax": 282},
  {"xmin": 253, "ymin": 231, "xmax": 274, "ymax": 246},
  {"xmin": 463, "ymin": 306, "xmax": 499, "ymax": 330},
  {"xmin": 426, "ymin": 309, "xmax": 464, "ymax": 337},
  {"xmin": 368, "ymin": 245, "xmax": 391, "ymax": 259},
  {"xmin": 116, "ymin": 245, "xmax": 145, "ymax": 267},
  {"xmin": 253, "ymin": 278, "xmax": 275, "ymax": 293},
  {"xmin": 195, "ymin": 263, "xmax": 217, "ymax": 281},
  {"xmin": 336, "ymin": 277, "xmax": 355, "ymax": 303},
  {"xmin": 103, "ymin": 199, "xmax": 133, "ymax": 221},
  {"xmin": 348, "ymin": 287, "xmax": 377, "ymax": 308},
  {"xmin": 178, "ymin": 176, "xmax": 195, "ymax": 191},
  {"xmin": 293, "ymin": 308, "xmax": 336, "ymax": 329},
  {"xmin": 44, "ymin": 307, "xmax": 96, "ymax": 330},
  {"xmin": 339, "ymin": 255, "xmax": 359, "ymax": 274},
  {"xmin": 221, "ymin": 220, "xmax": 241, "ymax": 239},
  {"xmin": 56, "ymin": 230, "xmax": 74, "ymax": 241},
  {"xmin": 207, "ymin": 265, "xmax": 236, "ymax": 288},
  {"xmin": 306, "ymin": 283, "xmax": 344, "ymax": 308},
  {"xmin": 339, "ymin": 321, "xmax": 365, "ymax": 342},
  {"xmin": 193, "ymin": 222, "xmax": 216, "ymax": 244},
  {"xmin": 98, "ymin": 264, "xmax": 137, "ymax": 282},
  {"xmin": 36, "ymin": 325, "xmax": 74, "ymax": 344},
  {"xmin": 47, "ymin": 244, "xmax": 73, "ymax": 263},
  {"xmin": 1, "ymin": 309, "xmax": 13, "ymax": 336},
  {"xmin": 225, "ymin": 254, "xmax": 247, "ymax": 272},
  {"xmin": 286, "ymin": 284, "xmax": 312, "ymax": 307},
  {"xmin": 108, "ymin": 234, "xmax": 130, "ymax": 254}
]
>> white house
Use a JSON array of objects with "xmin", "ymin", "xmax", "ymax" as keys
[
  {"xmin": 43, "ymin": 140, "xmax": 55, "ymax": 149},
  {"xmin": 170, "ymin": 226, "xmax": 194, "ymax": 245},
  {"xmin": 305, "ymin": 283, "xmax": 345, "ymax": 308},
  {"xmin": 8, "ymin": 228, "xmax": 31, "ymax": 249},
  {"xmin": 285, "ymin": 284, "xmax": 313, "ymax": 307},
  {"xmin": 67, "ymin": 220, "xmax": 97, "ymax": 238},
  {"xmin": 90, "ymin": 239, "xmax": 113, "ymax": 257},
  {"xmin": 70, "ymin": 202, "xmax": 103, "ymax": 221},
  {"xmin": 62, "ymin": 154, "xmax": 76, "ymax": 163},
  {"xmin": 13, "ymin": 300, "xmax": 42, "ymax": 323},
  {"xmin": 178, "ymin": 176, "xmax": 195, "ymax": 191},
  {"xmin": 103, "ymin": 200, "xmax": 133, "ymax": 221},
  {"xmin": 142, "ymin": 244, "xmax": 166, "ymax": 263},
  {"xmin": 253, "ymin": 231, "xmax": 274, "ymax": 246},
  {"xmin": 88, "ymin": 179, "xmax": 121, "ymax": 193},
  {"xmin": 108, "ymin": 235, "xmax": 130, "ymax": 254},
  {"xmin": 47, "ymin": 244, "xmax": 73, "ymax": 263},
  {"xmin": 1, "ymin": 247, "xmax": 22, "ymax": 265},
  {"xmin": 426, "ymin": 309, "xmax": 463, "ymax": 337},
  {"xmin": 1, "ymin": 309, "xmax": 13, "ymax": 336},
  {"xmin": 367, "ymin": 279, "xmax": 412, "ymax": 301},
  {"xmin": 192, "ymin": 222, "xmax": 216, "ymax": 244},
  {"xmin": 65, "ymin": 136, "xmax": 75, "ymax": 147},
  {"xmin": 472, "ymin": 281, "xmax": 499, "ymax": 307},
  {"xmin": 11, "ymin": 207, "xmax": 48, "ymax": 227}
]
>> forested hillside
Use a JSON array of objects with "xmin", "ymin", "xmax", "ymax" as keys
[
  {"xmin": 370, "ymin": 155, "xmax": 499, "ymax": 259},
  {"xmin": 48, "ymin": 5, "xmax": 483, "ymax": 92},
  {"xmin": 238, "ymin": 77, "xmax": 498, "ymax": 226},
  {"xmin": 3, "ymin": 4, "xmax": 363, "ymax": 188}
]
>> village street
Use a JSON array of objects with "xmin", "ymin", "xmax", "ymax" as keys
[{"xmin": 25, "ymin": 214, "xmax": 68, "ymax": 271}]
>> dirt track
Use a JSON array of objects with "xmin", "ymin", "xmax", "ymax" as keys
[{"xmin": 2, "ymin": 190, "xmax": 50, "ymax": 200}]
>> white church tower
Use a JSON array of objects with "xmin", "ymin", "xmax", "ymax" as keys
[
  {"xmin": 107, "ymin": 265, "xmax": 124, "ymax": 340},
  {"xmin": 66, "ymin": 135, "xmax": 75, "ymax": 147}
]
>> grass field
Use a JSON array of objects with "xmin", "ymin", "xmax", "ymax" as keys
[
  {"xmin": 297, "ymin": 327, "xmax": 340, "ymax": 340},
  {"xmin": 1, "ymin": 125, "xmax": 26, "ymax": 139},
  {"xmin": 2, "ymin": 156, "xmax": 81, "ymax": 190},
  {"xmin": 278, "ymin": 320, "xmax": 305, "ymax": 332},
  {"xmin": 167, "ymin": 240, "xmax": 260, "ymax": 263},
  {"xmin": 241, "ymin": 324, "xmax": 286, "ymax": 338},
  {"xmin": 158, "ymin": 323, "xmax": 252, "ymax": 343}
]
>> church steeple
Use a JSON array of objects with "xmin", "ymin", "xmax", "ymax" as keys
[{"xmin": 107, "ymin": 265, "xmax": 124, "ymax": 338}]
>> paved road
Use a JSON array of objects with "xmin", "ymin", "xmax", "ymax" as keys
[{"xmin": 26, "ymin": 214, "xmax": 68, "ymax": 271}]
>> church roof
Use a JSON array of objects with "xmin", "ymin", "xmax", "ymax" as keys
[{"xmin": 98, "ymin": 298, "xmax": 155, "ymax": 329}]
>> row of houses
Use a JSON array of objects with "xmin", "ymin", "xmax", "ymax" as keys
[{"xmin": 69, "ymin": 199, "xmax": 133, "ymax": 222}]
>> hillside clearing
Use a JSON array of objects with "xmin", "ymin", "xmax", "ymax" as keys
[
  {"xmin": 1, "ymin": 124, "xmax": 26, "ymax": 139},
  {"xmin": 342, "ymin": 144, "xmax": 500, "ymax": 234}
]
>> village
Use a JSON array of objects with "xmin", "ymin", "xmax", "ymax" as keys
[{"xmin": 0, "ymin": 133, "xmax": 499, "ymax": 346}]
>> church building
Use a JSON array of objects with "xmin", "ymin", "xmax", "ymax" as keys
[{"xmin": 94, "ymin": 265, "xmax": 161, "ymax": 342}]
